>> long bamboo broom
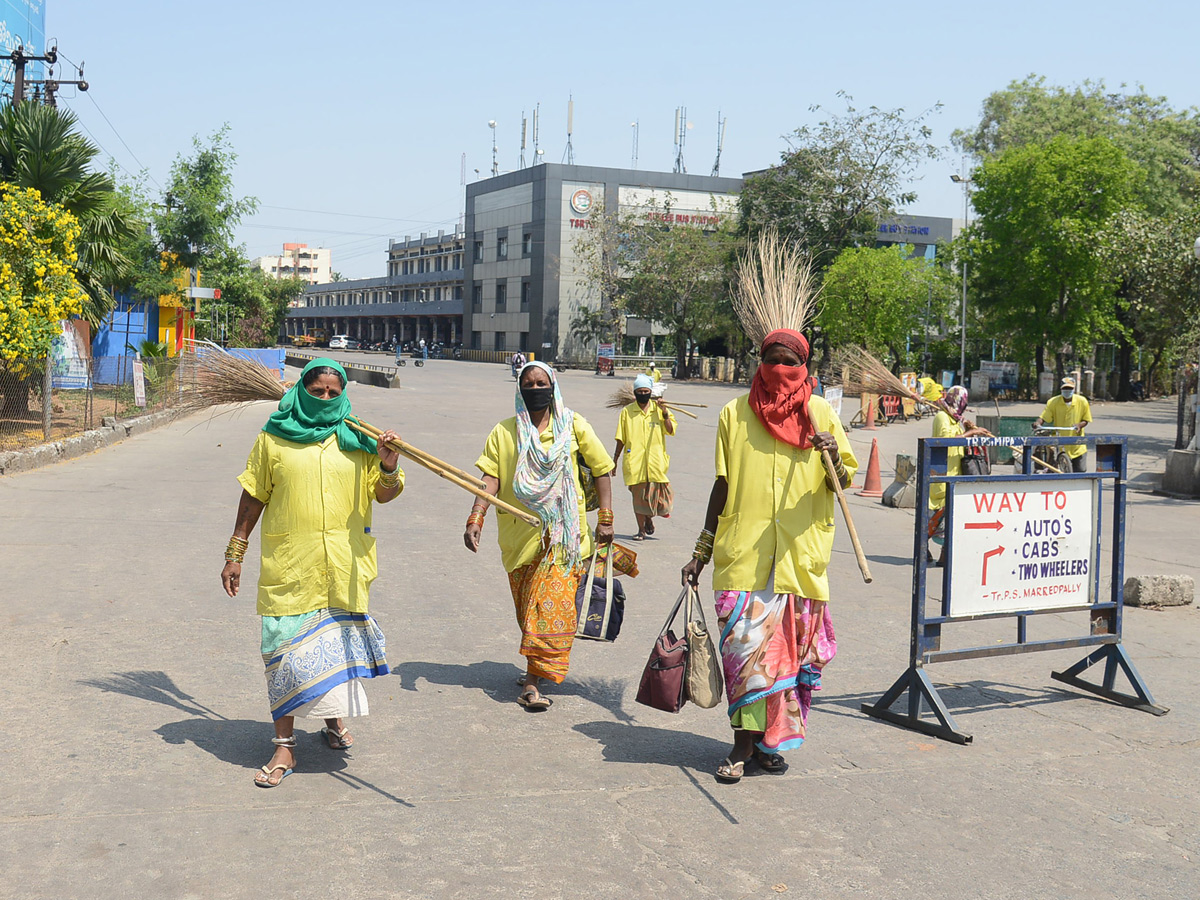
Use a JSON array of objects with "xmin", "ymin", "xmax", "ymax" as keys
[
  {"xmin": 605, "ymin": 384, "xmax": 700, "ymax": 418},
  {"xmin": 734, "ymin": 230, "xmax": 872, "ymax": 584},
  {"xmin": 186, "ymin": 344, "xmax": 540, "ymax": 525}
]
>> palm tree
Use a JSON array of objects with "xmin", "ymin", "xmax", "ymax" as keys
[{"xmin": 0, "ymin": 102, "xmax": 140, "ymax": 327}]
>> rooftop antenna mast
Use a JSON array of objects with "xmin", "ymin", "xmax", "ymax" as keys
[
  {"xmin": 488, "ymin": 120, "xmax": 498, "ymax": 176},
  {"xmin": 563, "ymin": 95, "xmax": 575, "ymax": 165},
  {"xmin": 532, "ymin": 103, "xmax": 541, "ymax": 164},
  {"xmin": 631, "ymin": 120, "xmax": 639, "ymax": 170},
  {"xmin": 519, "ymin": 111, "xmax": 527, "ymax": 169},
  {"xmin": 711, "ymin": 111, "xmax": 726, "ymax": 176},
  {"xmin": 673, "ymin": 105, "xmax": 688, "ymax": 174}
]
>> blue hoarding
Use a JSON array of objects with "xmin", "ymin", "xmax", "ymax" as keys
[{"xmin": 0, "ymin": 0, "xmax": 47, "ymax": 93}]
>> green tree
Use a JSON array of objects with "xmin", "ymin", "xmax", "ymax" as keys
[
  {"xmin": 0, "ymin": 102, "xmax": 139, "ymax": 325},
  {"xmin": 1101, "ymin": 205, "xmax": 1200, "ymax": 397},
  {"xmin": 621, "ymin": 212, "xmax": 741, "ymax": 379},
  {"xmin": 818, "ymin": 244, "xmax": 954, "ymax": 367},
  {"xmin": 739, "ymin": 93, "xmax": 942, "ymax": 266},
  {"xmin": 969, "ymin": 135, "xmax": 1142, "ymax": 381},
  {"xmin": 954, "ymin": 76, "xmax": 1200, "ymax": 214}
]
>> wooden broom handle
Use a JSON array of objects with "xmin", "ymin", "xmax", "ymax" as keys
[
  {"xmin": 348, "ymin": 416, "xmax": 486, "ymax": 488},
  {"xmin": 822, "ymin": 449, "xmax": 873, "ymax": 584},
  {"xmin": 344, "ymin": 420, "xmax": 540, "ymax": 526}
]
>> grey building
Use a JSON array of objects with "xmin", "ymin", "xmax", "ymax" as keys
[
  {"xmin": 285, "ymin": 230, "xmax": 465, "ymax": 345},
  {"xmin": 465, "ymin": 163, "xmax": 743, "ymax": 362}
]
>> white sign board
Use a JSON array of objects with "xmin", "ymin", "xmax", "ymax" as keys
[
  {"xmin": 824, "ymin": 385, "xmax": 844, "ymax": 418},
  {"xmin": 948, "ymin": 478, "xmax": 1098, "ymax": 617},
  {"xmin": 132, "ymin": 358, "xmax": 147, "ymax": 408}
]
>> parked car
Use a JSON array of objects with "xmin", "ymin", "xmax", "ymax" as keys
[{"xmin": 329, "ymin": 334, "xmax": 351, "ymax": 349}]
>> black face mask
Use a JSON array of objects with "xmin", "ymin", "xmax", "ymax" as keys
[
  {"xmin": 521, "ymin": 386, "xmax": 554, "ymax": 412},
  {"xmin": 635, "ymin": 392, "xmax": 652, "ymax": 406}
]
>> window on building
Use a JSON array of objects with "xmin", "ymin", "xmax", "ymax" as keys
[
  {"xmin": 497, "ymin": 236, "xmax": 508, "ymax": 259},
  {"xmin": 521, "ymin": 280, "xmax": 531, "ymax": 310},
  {"xmin": 494, "ymin": 332, "xmax": 505, "ymax": 352},
  {"xmin": 453, "ymin": 253, "xmax": 462, "ymax": 269},
  {"xmin": 523, "ymin": 232, "xmax": 533, "ymax": 255},
  {"xmin": 471, "ymin": 331, "xmax": 481, "ymax": 350},
  {"xmin": 496, "ymin": 282, "xmax": 508, "ymax": 312},
  {"xmin": 472, "ymin": 283, "xmax": 482, "ymax": 312},
  {"xmin": 474, "ymin": 239, "xmax": 484, "ymax": 262}
]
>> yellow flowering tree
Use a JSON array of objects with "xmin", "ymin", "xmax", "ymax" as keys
[{"xmin": 0, "ymin": 184, "xmax": 88, "ymax": 417}]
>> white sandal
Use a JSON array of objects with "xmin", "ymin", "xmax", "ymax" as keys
[{"xmin": 254, "ymin": 735, "xmax": 295, "ymax": 788}]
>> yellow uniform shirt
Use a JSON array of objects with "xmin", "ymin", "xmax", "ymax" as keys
[
  {"xmin": 646, "ymin": 367, "xmax": 662, "ymax": 383},
  {"xmin": 928, "ymin": 410, "xmax": 964, "ymax": 511},
  {"xmin": 475, "ymin": 413, "xmax": 615, "ymax": 573},
  {"xmin": 614, "ymin": 401, "xmax": 676, "ymax": 486},
  {"xmin": 1038, "ymin": 395, "xmax": 1092, "ymax": 459},
  {"xmin": 711, "ymin": 394, "xmax": 858, "ymax": 600},
  {"xmin": 238, "ymin": 431, "xmax": 403, "ymax": 617}
]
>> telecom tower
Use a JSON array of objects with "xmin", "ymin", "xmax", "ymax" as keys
[
  {"xmin": 673, "ymin": 105, "xmax": 687, "ymax": 174},
  {"xmin": 563, "ymin": 97, "xmax": 575, "ymax": 165},
  {"xmin": 711, "ymin": 112, "xmax": 727, "ymax": 177}
]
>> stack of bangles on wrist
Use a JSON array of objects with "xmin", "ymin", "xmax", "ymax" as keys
[
  {"xmin": 596, "ymin": 508, "xmax": 614, "ymax": 526},
  {"xmin": 831, "ymin": 457, "xmax": 848, "ymax": 484},
  {"xmin": 466, "ymin": 506, "xmax": 487, "ymax": 528},
  {"xmin": 378, "ymin": 462, "xmax": 401, "ymax": 489},
  {"xmin": 225, "ymin": 535, "xmax": 248, "ymax": 563},
  {"xmin": 692, "ymin": 528, "xmax": 715, "ymax": 564}
]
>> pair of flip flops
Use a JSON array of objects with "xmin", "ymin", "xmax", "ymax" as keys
[{"xmin": 715, "ymin": 751, "xmax": 788, "ymax": 783}]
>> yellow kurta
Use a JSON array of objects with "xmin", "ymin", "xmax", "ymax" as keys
[
  {"xmin": 711, "ymin": 395, "xmax": 858, "ymax": 600},
  {"xmin": 238, "ymin": 431, "xmax": 404, "ymax": 617},
  {"xmin": 928, "ymin": 410, "xmax": 964, "ymax": 510},
  {"xmin": 1038, "ymin": 395, "xmax": 1092, "ymax": 459},
  {"xmin": 614, "ymin": 401, "xmax": 676, "ymax": 485},
  {"xmin": 475, "ymin": 413, "xmax": 615, "ymax": 573}
]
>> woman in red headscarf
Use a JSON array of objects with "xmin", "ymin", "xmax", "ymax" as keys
[{"xmin": 682, "ymin": 329, "xmax": 858, "ymax": 784}]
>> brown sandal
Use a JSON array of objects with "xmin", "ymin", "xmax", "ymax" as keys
[
  {"xmin": 517, "ymin": 686, "xmax": 552, "ymax": 711},
  {"xmin": 715, "ymin": 757, "xmax": 745, "ymax": 783}
]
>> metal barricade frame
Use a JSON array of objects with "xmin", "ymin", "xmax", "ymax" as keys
[{"xmin": 861, "ymin": 433, "xmax": 1167, "ymax": 744}]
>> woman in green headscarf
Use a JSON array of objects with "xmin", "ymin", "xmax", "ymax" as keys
[{"xmin": 220, "ymin": 359, "xmax": 404, "ymax": 788}]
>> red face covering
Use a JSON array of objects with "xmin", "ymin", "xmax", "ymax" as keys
[{"xmin": 748, "ymin": 328, "xmax": 815, "ymax": 449}]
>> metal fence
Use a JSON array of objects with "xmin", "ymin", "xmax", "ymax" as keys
[{"xmin": 0, "ymin": 354, "xmax": 198, "ymax": 452}]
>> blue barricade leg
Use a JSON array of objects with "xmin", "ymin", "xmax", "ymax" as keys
[
  {"xmin": 1050, "ymin": 644, "xmax": 1169, "ymax": 715},
  {"xmin": 861, "ymin": 666, "xmax": 973, "ymax": 744}
]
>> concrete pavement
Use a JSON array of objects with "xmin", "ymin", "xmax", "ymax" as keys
[{"xmin": 1, "ymin": 361, "xmax": 1196, "ymax": 899}]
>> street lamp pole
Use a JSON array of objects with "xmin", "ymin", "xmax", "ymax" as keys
[{"xmin": 951, "ymin": 173, "xmax": 973, "ymax": 384}]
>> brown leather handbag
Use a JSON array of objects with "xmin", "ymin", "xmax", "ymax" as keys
[{"xmin": 635, "ymin": 588, "xmax": 691, "ymax": 713}]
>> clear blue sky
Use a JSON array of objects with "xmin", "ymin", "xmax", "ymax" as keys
[{"xmin": 45, "ymin": 0, "xmax": 1200, "ymax": 278}]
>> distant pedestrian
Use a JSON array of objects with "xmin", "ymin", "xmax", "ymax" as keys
[
  {"xmin": 1034, "ymin": 377, "xmax": 1092, "ymax": 472},
  {"xmin": 510, "ymin": 351, "xmax": 527, "ymax": 380},
  {"xmin": 220, "ymin": 358, "xmax": 404, "ymax": 787},
  {"xmin": 463, "ymin": 361, "xmax": 615, "ymax": 710},
  {"xmin": 419, "ymin": 338, "xmax": 427, "ymax": 360},
  {"xmin": 926, "ymin": 385, "xmax": 988, "ymax": 564},
  {"xmin": 613, "ymin": 373, "xmax": 676, "ymax": 540},
  {"xmin": 645, "ymin": 361, "xmax": 662, "ymax": 384}
]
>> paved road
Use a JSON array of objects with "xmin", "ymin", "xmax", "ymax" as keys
[{"xmin": 2, "ymin": 361, "xmax": 1196, "ymax": 899}]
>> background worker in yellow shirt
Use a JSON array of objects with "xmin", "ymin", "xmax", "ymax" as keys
[
  {"xmin": 613, "ymin": 373, "xmax": 676, "ymax": 540},
  {"xmin": 681, "ymin": 328, "xmax": 856, "ymax": 785},
  {"xmin": 1034, "ymin": 377, "xmax": 1093, "ymax": 472}
]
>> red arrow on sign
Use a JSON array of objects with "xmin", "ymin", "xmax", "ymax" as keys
[
  {"xmin": 965, "ymin": 520, "xmax": 1004, "ymax": 531},
  {"xmin": 982, "ymin": 546, "xmax": 1006, "ymax": 586}
]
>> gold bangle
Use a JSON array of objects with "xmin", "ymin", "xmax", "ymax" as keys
[
  {"xmin": 596, "ymin": 508, "xmax": 614, "ymax": 526},
  {"xmin": 466, "ymin": 512, "xmax": 485, "ymax": 528}
]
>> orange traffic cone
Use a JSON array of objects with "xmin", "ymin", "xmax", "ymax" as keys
[
  {"xmin": 857, "ymin": 438, "xmax": 884, "ymax": 498},
  {"xmin": 863, "ymin": 393, "xmax": 877, "ymax": 430}
]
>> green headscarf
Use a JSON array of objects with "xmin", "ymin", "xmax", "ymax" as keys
[{"xmin": 262, "ymin": 358, "xmax": 377, "ymax": 454}]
